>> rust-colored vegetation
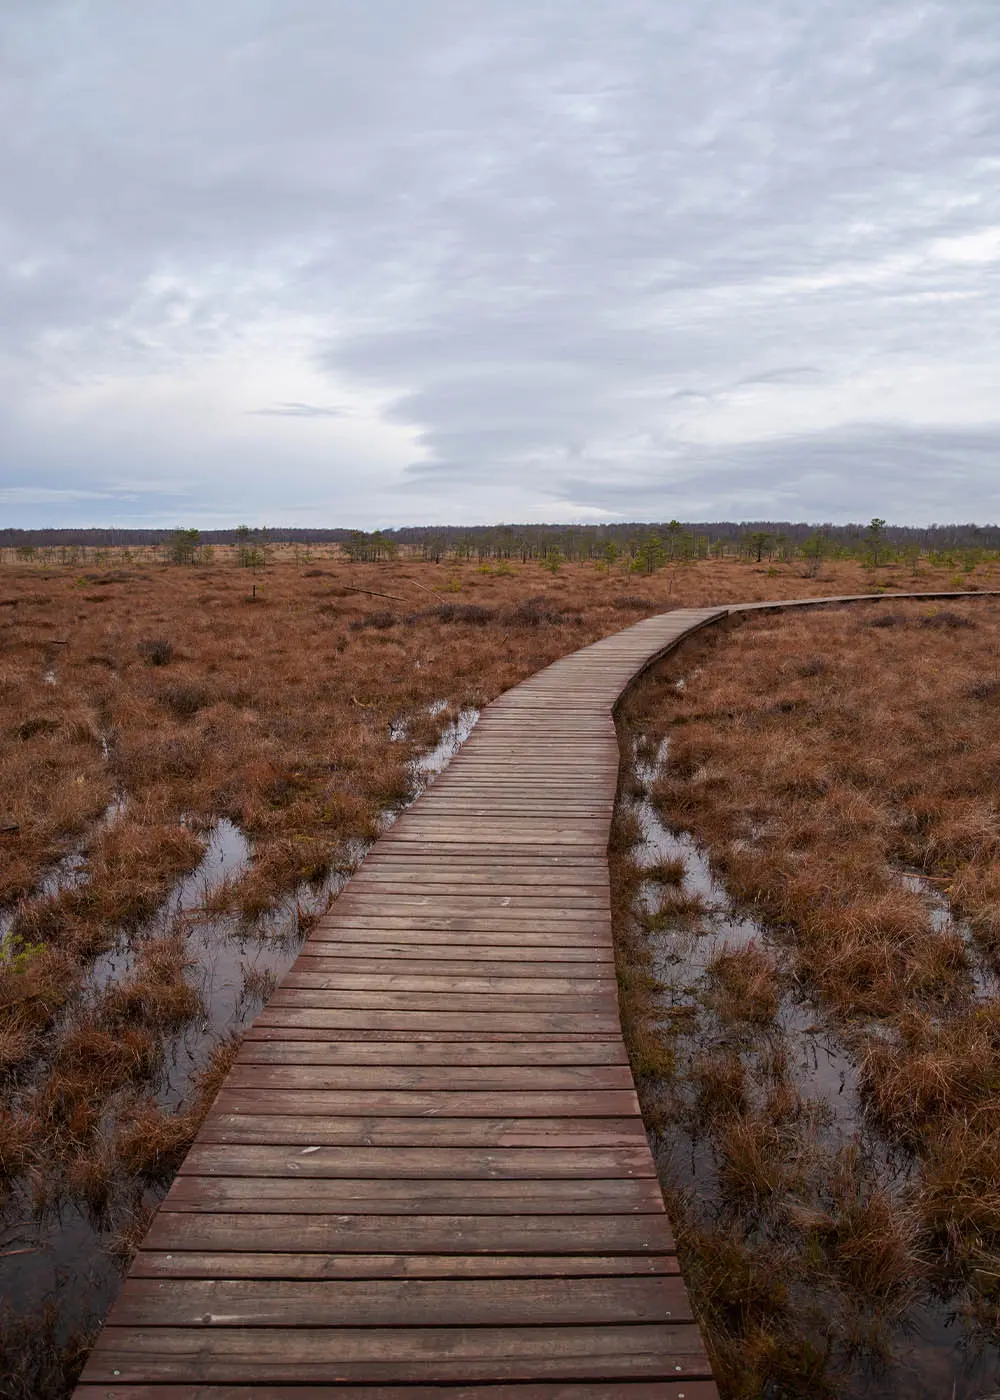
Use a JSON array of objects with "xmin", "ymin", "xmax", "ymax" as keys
[
  {"xmin": 614, "ymin": 595, "xmax": 1000, "ymax": 1397},
  {"xmin": 0, "ymin": 540, "xmax": 996, "ymax": 1396}
]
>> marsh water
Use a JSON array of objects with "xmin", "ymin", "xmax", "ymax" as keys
[
  {"xmin": 623, "ymin": 732, "xmax": 1000, "ymax": 1400},
  {"xmin": 0, "ymin": 704, "xmax": 479, "ymax": 1361}
]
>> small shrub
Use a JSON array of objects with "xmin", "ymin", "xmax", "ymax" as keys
[
  {"xmin": 693, "ymin": 1049, "xmax": 748, "ymax": 1122},
  {"xmin": 708, "ymin": 939, "xmax": 780, "ymax": 1024},
  {"xmin": 431, "ymin": 603, "xmax": 498, "ymax": 625},
  {"xmin": 644, "ymin": 855, "xmax": 686, "ymax": 885},
  {"xmin": 136, "ymin": 638, "xmax": 174, "ymax": 665},
  {"xmin": 0, "ymin": 1298, "xmax": 95, "ymax": 1400},
  {"xmin": 0, "ymin": 1106, "xmax": 35, "ymax": 1176},
  {"xmin": 718, "ymin": 1114, "xmax": 788, "ymax": 1206},
  {"xmin": 158, "ymin": 681, "xmax": 212, "ymax": 717},
  {"xmin": 349, "ymin": 610, "xmax": 398, "ymax": 631},
  {"xmin": 15, "ymin": 716, "xmax": 59, "ymax": 740},
  {"xmin": 507, "ymin": 596, "xmax": 562, "ymax": 627},
  {"xmin": 966, "ymin": 677, "xmax": 1000, "ymax": 701},
  {"xmin": 825, "ymin": 1156, "xmax": 922, "ymax": 1297},
  {"xmin": 613, "ymin": 595, "xmax": 655, "ymax": 610},
  {"xmin": 920, "ymin": 610, "xmax": 975, "ymax": 629}
]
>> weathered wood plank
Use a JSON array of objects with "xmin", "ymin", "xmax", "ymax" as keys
[
  {"xmin": 80, "ymin": 1323, "xmax": 711, "ymax": 1382},
  {"xmin": 235, "ymin": 1040, "xmax": 627, "ymax": 1065},
  {"xmin": 291, "ymin": 955, "xmax": 615, "ymax": 976},
  {"xmin": 264, "ymin": 990, "xmax": 618, "ymax": 1014},
  {"xmin": 141, "ymin": 1211, "xmax": 675, "ymax": 1255},
  {"xmin": 279, "ymin": 972, "xmax": 614, "ymax": 996},
  {"xmin": 223, "ymin": 1064, "xmax": 635, "ymax": 1091},
  {"xmin": 308, "ymin": 921, "xmax": 611, "ymax": 939},
  {"xmin": 107, "ymin": 1276, "xmax": 691, "ymax": 1327},
  {"xmin": 129, "ymin": 1251, "xmax": 678, "ymax": 1280},
  {"xmin": 209, "ymin": 1088, "xmax": 641, "ymax": 1118},
  {"xmin": 178, "ymin": 1144, "xmax": 657, "ymax": 1179},
  {"xmin": 197, "ymin": 1114, "xmax": 649, "ymax": 1147},
  {"xmin": 290, "ymin": 942, "xmax": 612, "ymax": 962},
  {"xmin": 250, "ymin": 1009, "xmax": 622, "ymax": 1035},
  {"xmin": 76, "ymin": 1384, "xmax": 720, "ymax": 1399},
  {"xmin": 160, "ymin": 1175, "xmax": 665, "ymax": 1215}
]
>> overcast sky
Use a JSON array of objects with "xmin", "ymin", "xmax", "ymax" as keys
[{"xmin": 1, "ymin": 1, "xmax": 998, "ymax": 529}]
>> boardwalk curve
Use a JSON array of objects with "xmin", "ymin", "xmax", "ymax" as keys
[{"xmin": 76, "ymin": 592, "xmax": 996, "ymax": 1398}]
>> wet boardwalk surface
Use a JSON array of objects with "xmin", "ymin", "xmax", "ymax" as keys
[{"xmin": 77, "ymin": 606, "xmax": 726, "ymax": 1399}]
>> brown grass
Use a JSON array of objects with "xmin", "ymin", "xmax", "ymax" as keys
[
  {"xmin": 0, "ymin": 1296, "xmax": 96, "ymax": 1400},
  {"xmin": 96, "ymin": 934, "xmax": 202, "ymax": 1032},
  {"xmin": 1, "ymin": 551, "xmax": 985, "ymax": 927},
  {"xmin": 612, "ymin": 595, "xmax": 1000, "ymax": 1393},
  {"xmin": 1, "ymin": 550, "xmax": 996, "ymax": 1387},
  {"xmin": 707, "ymin": 940, "xmax": 781, "ymax": 1024},
  {"xmin": 112, "ymin": 1032, "xmax": 242, "ymax": 1182}
]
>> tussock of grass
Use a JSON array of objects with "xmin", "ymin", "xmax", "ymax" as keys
[
  {"xmin": 707, "ymin": 940, "xmax": 780, "ymax": 1024},
  {"xmin": 0, "ymin": 1297, "xmax": 96, "ymax": 1400},
  {"xmin": 113, "ymin": 1032, "xmax": 242, "ymax": 1182}
]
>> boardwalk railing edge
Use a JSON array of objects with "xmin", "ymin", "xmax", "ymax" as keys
[{"xmin": 74, "ymin": 588, "xmax": 1000, "ymax": 1398}]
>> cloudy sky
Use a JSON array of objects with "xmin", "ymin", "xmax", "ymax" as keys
[{"xmin": 1, "ymin": 1, "xmax": 998, "ymax": 529}]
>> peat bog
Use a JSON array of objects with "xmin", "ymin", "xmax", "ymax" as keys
[
  {"xmin": 613, "ymin": 597, "xmax": 1000, "ymax": 1398},
  {"xmin": 0, "ymin": 547, "xmax": 997, "ymax": 1395}
]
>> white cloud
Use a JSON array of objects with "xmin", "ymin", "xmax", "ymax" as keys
[{"xmin": 0, "ymin": 0, "xmax": 998, "ymax": 526}]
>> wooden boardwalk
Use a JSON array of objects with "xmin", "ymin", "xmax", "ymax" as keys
[
  {"xmin": 76, "ymin": 591, "xmax": 995, "ymax": 1397},
  {"xmin": 77, "ymin": 606, "xmax": 724, "ymax": 1398}
]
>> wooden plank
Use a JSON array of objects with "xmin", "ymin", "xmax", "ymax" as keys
[
  {"xmin": 210, "ymin": 1088, "xmax": 641, "ymax": 1118},
  {"xmin": 362, "ymin": 851, "xmax": 607, "ymax": 867},
  {"xmin": 263, "ymin": 990, "xmax": 618, "ymax": 1013},
  {"xmin": 308, "ymin": 921, "xmax": 611, "ymax": 939},
  {"xmin": 278, "ymin": 973, "xmax": 614, "ymax": 996},
  {"xmin": 290, "ymin": 942, "xmax": 611, "ymax": 961},
  {"xmin": 357, "ymin": 844, "xmax": 612, "ymax": 859},
  {"xmin": 76, "ymin": 1384, "xmax": 720, "ymax": 1399},
  {"xmin": 244, "ymin": 1026, "xmax": 622, "ymax": 1045},
  {"xmin": 235, "ymin": 1040, "xmax": 627, "ymax": 1065},
  {"xmin": 178, "ymin": 1144, "xmax": 657, "ymax": 1179},
  {"xmin": 328, "ymin": 896, "xmax": 610, "ymax": 914},
  {"xmin": 342, "ymin": 883, "xmax": 611, "ymax": 901},
  {"xmin": 355, "ymin": 862, "xmax": 611, "ymax": 881},
  {"xmin": 160, "ymin": 1176, "xmax": 665, "ymax": 1215},
  {"xmin": 107, "ymin": 1276, "xmax": 691, "ymax": 1327},
  {"xmin": 129, "ymin": 1252, "xmax": 678, "ymax": 1280},
  {"xmin": 291, "ymin": 955, "xmax": 614, "ymax": 976},
  {"xmin": 141, "ymin": 1212, "xmax": 675, "ymax": 1255},
  {"xmin": 250, "ymin": 1010, "xmax": 622, "ymax": 1034},
  {"xmin": 223, "ymin": 1065, "xmax": 635, "ymax": 1091},
  {"xmin": 197, "ymin": 1114, "xmax": 649, "ymax": 1148},
  {"xmin": 80, "ymin": 1323, "xmax": 711, "ymax": 1382}
]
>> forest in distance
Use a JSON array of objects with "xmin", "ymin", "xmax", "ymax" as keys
[
  {"xmin": 3, "ymin": 516, "xmax": 1000, "ymax": 560},
  {"xmin": 3, "ymin": 517, "xmax": 1000, "ymax": 576}
]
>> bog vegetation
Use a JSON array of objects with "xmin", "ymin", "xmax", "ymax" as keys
[
  {"xmin": 613, "ymin": 596, "xmax": 1000, "ymax": 1398},
  {"xmin": 0, "ymin": 531, "xmax": 997, "ymax": 1395}
]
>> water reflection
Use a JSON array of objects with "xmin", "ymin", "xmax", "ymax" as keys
[{"xmin": 621, "ymin": 729, "xmax": 1000, "ymax": 1399}]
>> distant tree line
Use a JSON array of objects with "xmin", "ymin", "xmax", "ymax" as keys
[{"xmin": 3, "ymin": 520, "xmax": 1000, "ymax": 555}]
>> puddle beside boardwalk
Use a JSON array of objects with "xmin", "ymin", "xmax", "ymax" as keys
[
  {"xmin": 411, "ymin": 705, "xmax": 479, "ymax": 779},
  {"xmin": 0, "ymin": 703, "xmax": 479, "ymax": 1353},
  {"xmin": 620, "ymin": 729, "xmax": 1000, "ymax": 1400}
]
